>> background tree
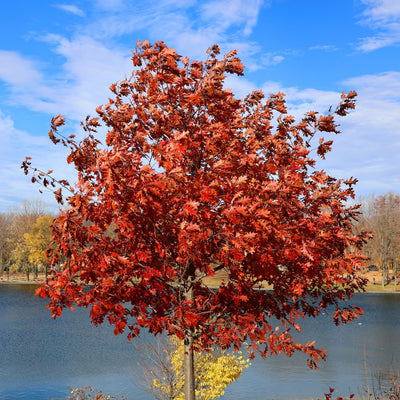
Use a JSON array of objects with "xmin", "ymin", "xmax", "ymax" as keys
[
  {"xmin": 9, "ymin": 239, "xmax": 31, "ymax": 280},
  {"xmin": 356, "ymin": 193, "xmax": 400, "ymax": 288},
  {"xmin": 24, "ymin": 41, "xmax": 369, "ymax": 400},
  {"xmin": 135, "ymin": 336, "xmax": 250, "ymax": 400},
  {"xmin": 0, "ymin": 212, "xmax": 12, "ymax": 279},
  {"xmin": 6, "ymin": 199, "xmax": 49, "ymax": 280},
  {"xmin": 24, "ymin": 215, "xmax": 53, "ymax": 279}
]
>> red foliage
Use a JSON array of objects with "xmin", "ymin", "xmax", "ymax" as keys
[{"xmin": 24, "ymin": 40, "xmax": 369, "ymax": 367}]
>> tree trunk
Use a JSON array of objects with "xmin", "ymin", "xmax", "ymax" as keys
[
  {"xmin": 381, "ymin": 262, "xmax": 386, "ymax": 289},
  {"xmin": 184, "ymin": 333, "xmax": 195, "ymax": 400},
  {"xmin": 0, "ymin": 250, "xmax": 3, "ymax": 280},
  {"xmin": 385, "ymin": 264, "xmax": 389, "ymax": 285},
  {"xmin": 183, "ymin": 260, "xmax": 196, "ymax": 400}
]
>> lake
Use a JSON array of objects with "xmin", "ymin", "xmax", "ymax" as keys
[{"xmin": 0, "ymin": 284, "xmax": 399, "ymax": 400}]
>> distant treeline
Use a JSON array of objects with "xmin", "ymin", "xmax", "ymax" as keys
[{"xmin": 1, "ymin": 193, "xmax": 399, "ymax": 284}]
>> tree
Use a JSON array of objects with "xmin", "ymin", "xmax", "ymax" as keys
[
  {"xmin": 0, "ymin": 212, "xmax": 12, "ymax": 279},
  {"xmin": 9, "ymin": 227, "xmax": 32, "ymax": 280},
  {"xmin": 136, "ymin": 336, "xmax": 250, "ymax": 400},
  {"xmin": 24, "ymin": 215, "xmax": 53, "ymax": 279},
  {"xmin": 356, "ymin": 193, "xmax": 400, "ymax": 288},
  {"xmin": 23, "ymin": 41, "xmax": 369, "ymax": 400},
  {"xmin": 6, "ymin": 199, "xmax": 49, "ymax": 280}
]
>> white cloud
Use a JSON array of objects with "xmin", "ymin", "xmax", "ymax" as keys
[
  {"xmin": 56, "ymin": 4, "xmax": 85, "ymax": 17},
  {"xmin": 357, "ymin": 26, "xmax": 400, "ymax": 51},
  {"xmin": 261, "ymin": 53, "xmax": 285, "ymax": 67},
  {"xmin": 361, "ymin": 0, "xmax": 400, "ymax": 21},
  {"xmin": 0, "ymin": 36, "xmax": 132, "ymax": 121},
  {"xmin": 201, "ymin": 0, "xmax": 264, "ymax": 36},
  {"xmin": 163, "ymin": 25, "xmax": 222, "ymax": 60},
  {"xmin": 0, "ymin": 111, "xmax": 75, "ymax": 212},
  {"xmin": 264, "ymin": 85, "xmax": 340, "ymax": 118},
  {"xmin": 225, "ymin": 72, "xmax": 400, "ymax": 197},
  {"xmin": 0, "ymin": 50, "xmax": 58, "ymax": 114},
  {"xmin": 325, "ymin": 71, "xmax": 400, "ymax": 195},
  {"xmin": 309, "ymin": 45, "xmax": 338, "ymax": 51},
  {"xmin": 358, "ymin": 0, "xmax": 400, "ymax": 51},
  {"xmin": 94, "ymin": 0, "xmax": 126, "ymax": 11},
  {"xmin": 224, "ymin": 75, "xmax": 258, "ymax": 99},
  {"xmin": 341, "ymin": 71, "xmax": 400, "ymax": 130},
  {"xmin": 79, "ymin": 0, "xmax": 266, "ymax": 63},
  {"xmin": 0, "ymin": 50, "xmax": 42, "ymax": 86},
  {"xmin": 48, "ymin": 35, "xmax": 132, "ymax": 119},
  {"xmin": 83, "ymin": 1, "xmax": 196, "ymax": 42},
  {"xmin": 0, "ymin": 0, "xmax": 268, "ymax": 122}
]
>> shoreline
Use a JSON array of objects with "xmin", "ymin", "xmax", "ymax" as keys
[
  {"xmin": 2, "ymin": 269, "xmax": 400, "ymax": 293},
  {"xmin": 2, "ymin": 278, "xmax": 400, "ymax": 294}
]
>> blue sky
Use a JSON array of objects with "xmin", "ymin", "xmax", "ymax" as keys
[{"xmin": 0, "ymin": 0, "xmax": 399, "ymax": 211}]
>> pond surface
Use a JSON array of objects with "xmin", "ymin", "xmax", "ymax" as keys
[{"xmin": 1, "ymin": 284, "xmax": 399, "ymax": 400}]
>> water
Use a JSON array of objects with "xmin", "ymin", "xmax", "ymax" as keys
[{"xmin": 0, "ymin": 284, "xmax": 399, "ymax": 400}]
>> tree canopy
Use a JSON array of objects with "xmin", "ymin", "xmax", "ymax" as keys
[{"xmin": 24, "ymin": 40, "xmax": 369, "ymax": 395}]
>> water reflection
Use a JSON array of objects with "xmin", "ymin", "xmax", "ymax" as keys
[{"xmin": 1, "ymin": 285, "xmax": 399, "ymax": 400}]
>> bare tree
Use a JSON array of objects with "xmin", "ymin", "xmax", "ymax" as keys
[
  {"xmin": 133, "ymin": 338, "xmax": 182, "ymax": 400},
  {"xmin": 356, "ymin": 193, "xmax": 400, "ymax": 288},
  {"xmin": 0, "ymin": 212, "xmax": 12, "ymax": 279}
]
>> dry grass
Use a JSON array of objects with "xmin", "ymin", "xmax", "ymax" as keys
[
  {"xmin": 203, "ymin": 270, "xmax": 400, "ymax": 293},
  {"xmin": 0, "ymin": 271, "xmax": 46, "ymax": 284}
]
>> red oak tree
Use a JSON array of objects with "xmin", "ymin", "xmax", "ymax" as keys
[{"xmin": 23, "ymin": 40, "xmax": 369, "ymax": 400}]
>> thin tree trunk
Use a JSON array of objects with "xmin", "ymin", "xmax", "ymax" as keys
[
  {"xmin": 385, "ymin": 264, "xmax": 389, "ymax": 286},
  {"xmin": 184, "ymin": 332, "xmax": 195, "ymax": 400},
  {"xmin": 183, "ymin": 260, "xmax": 196, "ymax": 400}
]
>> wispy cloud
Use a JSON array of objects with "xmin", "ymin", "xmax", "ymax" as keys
[
  {"xmin": 55, "ymin": 4, "xmax": 85, "ymax": 17},
  {"xmin": 0, "ymin": 50, "xmax": 42, "ymax": 86},
  {"xmin": 201, "ymin": 0, "xmax": 264, "ymax": 36},
  {"xmin": 361, "ymin": 0, "xmax": 400, "ymax": 21},
  {"xmin": 260, "ymin": 53, "xmax": 285, "ymax": 67},
  {"xmin": 329, "ymin": 71, "xmax": 400, "ymax": 194},
  {"xmin": 309, "ymin": 44, "xmax": 338, "ymax": 51},
  {"xmin": 94, "ymin": 0, "xmax": 126, "ymax": 11},
  {"xmin": 243, "ymin": 72, "xmax": 400, "ymax": 196},
  {"xmin": 0, "ymin": 50, "xmax": 58, "ymax": 113},
  {"xmin": 0, "ymin": 0, "xmax": 269, "ymax": 121},
  {"xmin": 47, "ymin": 35, "xmax": 132, "ymax": 118},
  {"xmin": 0, "ymin": 35, "xmax": 132, "ymax": 120},
  {"xmin": 80, "ymin": 0, "xmax": 266, "ymax": 62},
  {"xmin": 358, "ymin": 0, "xmax": 400, "ymax": 51},
  {"xmin": 0, "ymin": 111, "xmax": 75, "ymax": 211}
]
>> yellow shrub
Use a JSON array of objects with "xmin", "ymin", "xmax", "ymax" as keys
[{"xmin": 153, "ymin": 337, "xmax": 250, "ymax": 400}]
